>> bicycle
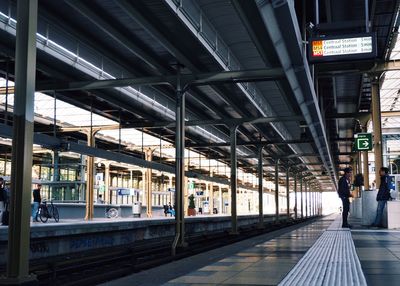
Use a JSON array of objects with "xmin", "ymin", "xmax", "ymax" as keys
[{"xmin": 36, "ymin": 198, "xmax": 59, "ymax": 223}]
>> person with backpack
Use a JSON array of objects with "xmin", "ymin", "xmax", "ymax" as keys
[
  {"xmin": 0, "ymin": 177, "xmax": 9, "ymax": 225},
  {"xmin": 338, "ymin": 168, "xmax": 353, "ymax": 228},
  {"xmin": 371, "ymin": 167, "xmax": 392, "ymax": 228}
]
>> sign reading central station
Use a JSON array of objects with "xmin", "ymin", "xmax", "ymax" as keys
[
  {"xmin": 308, "ymin": 33, "xmax": 376, "ymax": 63},
  {"xmin": 312, "ymin": 37, "xmax": 372, "ymax": 57},
  {"xmin": 354, "ymin": 133, "xmax": 373, "ymax": 151}
]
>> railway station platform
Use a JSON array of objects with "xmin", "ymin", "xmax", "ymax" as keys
[
  {"xmin": 0, "ymin": 214, "xmax": 292, "ymax": 265},
  {"xmin": 101, "ymin": 214, "xmax": 400, "ymax": 286}
]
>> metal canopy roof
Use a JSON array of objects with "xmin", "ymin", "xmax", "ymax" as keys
[{"xmin": 0, "ymin": 0, "xmax": 399, "ymax": 191}]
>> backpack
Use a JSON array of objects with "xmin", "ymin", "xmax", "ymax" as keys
[{"xmin": 2, "ymin": 203, "xmax": 9, "ymax": 225}]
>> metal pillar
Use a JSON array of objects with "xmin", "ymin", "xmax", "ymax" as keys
[
  {"xmin": 52, "ymin": 150, "xmax": 59, "ymax": 199},
  {"xmin": 313, "ymin": 191, "xmax": 316, "ymax": 216},
  {"xmin": 85, "ymin": 131, "xmax": 95, "ymax": 220},
  {"xmin": 286, "ymin": 166, "xmax": 290, "ymax": 219},
  {"xmin": 363, "ymin": 149, "xmax": 370, "ymax": 190},
  {"xmin": 300, "ymin": 174, "xmax": 303, "ymax": 218},
  {"xmin": 230, "ymin": 125, "xmax": 238, "ymax": 234},
  {"xmin": 357, "ymin": 152, "xmax": 362, "ymax": 174},
  {"xmin": 209, "ymin": 181, "xmax": 214, "ymax": 215},
  {"xmin": 318, "ymin": 192, "xmax": 321, "ymax": 215},
  {"xmin": 275, "ymin": 160, "xmax": 279, "ymax": 222},
  {"xmin": 5, "ymin": 0, "xmax": 38, "ymax": 283},
  {"xmin": 104, "ymin": 162, "xmax": 111, "ymax": 204},
  {"xmin": 258, "ymin": 147, "xmax": 264, "ymax": 228},
  {"xmin": 172, "ymin": 68, "xmax": 186, "ymax": 255},
  {"xmin": 305, "ymin": 180, "xmax": 308, "ymax": 217},
  {"xmin": 145, "ymin": 148, "xmax": 153, "ymax": 217},
  {"xmin": 371, "ymin": 79, "xmax": 383, "ymax": 188},
  {"xmin": 130, "ymin": 170, "xmax": 133, "ymax": 188},
  {"xmin": 218, "ymin": 186, "xmax": 222, "ymax": 214},
  {"xmin": 365, "ymin": 0, "xmax": 369, "ymax": 32},
  {"xmin": 294, "ymin": 173, "xmax": 297, "ymax": 219}
]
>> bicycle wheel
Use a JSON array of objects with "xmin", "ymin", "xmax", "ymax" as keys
[
  {"xmin": 106, "ymin": 208, "xmax": 118, "ymax": 218},
  {"xmin": 39, "ymin": 207, "xmax": 49, "ymax": 223},
  {"xmin": 52, "ymin": 206, "xmax": 59, "ymax": 222}
]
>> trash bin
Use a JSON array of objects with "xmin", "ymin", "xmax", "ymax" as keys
[{"xmin": 132, "ymin": 201, "xmax": 142, "ymax": 218}]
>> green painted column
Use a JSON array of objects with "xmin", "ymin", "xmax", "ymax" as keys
[{"xmin": 5, "ymin": 0, "xmax": 38, "ymax": 284}]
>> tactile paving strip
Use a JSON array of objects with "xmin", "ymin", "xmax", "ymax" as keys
[{"xmin": 279, "ymin": 218, "xmax": 367, "ymax": 286}]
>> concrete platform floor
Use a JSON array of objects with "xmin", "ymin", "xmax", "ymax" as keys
[
  {"xmin": 101, "ymin": 214, "xmax": 400, "ymax": 286},
  {"xmin": 101, "ymin": 216, "xmax": 334, "ymax": 286},
  {"xmin": 350, "ymin": 218, "xmax": 400, "ymax": 286}
]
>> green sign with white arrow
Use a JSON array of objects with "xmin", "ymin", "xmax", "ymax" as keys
[{"xmin": 354, "ymin": 133, "xmax": 373, "ymax": 151}]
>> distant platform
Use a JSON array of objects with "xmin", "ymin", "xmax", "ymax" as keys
[{"xmin": 0, "ymin": 213, "xmax": 283, "ymax": 265}]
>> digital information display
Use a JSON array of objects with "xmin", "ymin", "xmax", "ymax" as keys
[{"xmin": 308, "ymin": 33, "xmax": 376, "ymax": 63}]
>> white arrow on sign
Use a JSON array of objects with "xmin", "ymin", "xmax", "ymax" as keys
[{"xmin": 362, "ymin": 141, "xmax": 369, "ymax": 147}]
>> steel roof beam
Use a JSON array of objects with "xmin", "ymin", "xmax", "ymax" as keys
[
  {"xmin": 257, "ymin": 1, "xmax": 337, "ymax": 188},
  {"xmin": 0, "ymin": 123, "xmax": 231, "ymax": 185},
  {"xmin": 36, "ymin": 68, "xmax": 285, "ymax": 92},
  {"xmin": 55, "ymin": 115, "xmax": 301, "ymax": 130},
  {"xmin": 210, "ymin": 153, "xmax": 319, "ymax": 160},
  {"xmin": 65, "ymin": 0, "xmax": 169, "ymax": 75},
  {"xmin": 187, "ymin": 139, "xmax": 313, "ymax": 148}
]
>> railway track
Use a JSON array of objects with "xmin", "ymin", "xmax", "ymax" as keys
[{"xmin": 1, "ymin": 218, "xmax": 312, "ymax": 285}]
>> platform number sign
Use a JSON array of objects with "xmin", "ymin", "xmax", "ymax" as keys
[{"xmin": 354, "ymin": 133, "xmax": 372, "ymax": 151}]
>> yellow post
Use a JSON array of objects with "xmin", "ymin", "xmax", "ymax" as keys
[
  {"xmin": 371, "ymin": 78, "xmax": 383, "ymax": 188},
  {"xmin": 145, "ymin": 148, "xmax": 153, "ymax": 217},
  {"xmin": 104, "ymin": 162, "xmax": 111, "ymax": 204},
  {"xmin": 85, "ymin": 131, "xmax": 96, "ymax": 220}
]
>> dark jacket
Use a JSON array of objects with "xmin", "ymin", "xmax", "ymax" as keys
[
  {"xmin": 376, "ymin": 175, "xmax": 391, "ymax": 201},
  {"xmin": 33, "ymin": 188, "xmax": 41, "ymax": 203},
  {"xmin": 338, "ymin": 176, "xmax": 351, "ymax": 198},
  {"xmin": 0, "ymin": 187, "xmax": 5, "ymax": 202}
]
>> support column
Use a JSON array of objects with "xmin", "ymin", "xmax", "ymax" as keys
[
  {"xmin": 312, "ymin": 191, "xmax": 315, "ymax": 216},
  {"xmin": 230, "ymin": 126, "xmax": 238, "ymax": 234},
  {"xmin": 218, "ymin": 185, "xmax": 222, "ymax": 214},
  {"xmin": 52, "ymin": 150, "xmax": 60, "ymax": 199},
  {"xmin": 130, "ymin": 170, "xmax": 133, "ymax": 188},
  {"xmin": 294, "ymin": 173, "xmax": 297, "ymax": 219},
  {"xmin": 362, "ymin": 125, "xmax": 370, "ymax": 190},
  {"xmin": 275, "ymin": 160, "xmax": 279, "ymax": 222},
  {"xmin": 305, "ymin": 180, "xmax": 308, "ymax": 217},
  {"xmin": 300, "ymin": 174, "xmax": 303, "ymax": 218},
  {"xmin": 145, "ymin": 148, "xmax": 153, "ymax": 217},
  {"xmin": 209, "ymin": 182, "xmax": 214, "ymax": 214},
  {"xmin": 357, "ymin": 152, "xmax": 362, "ymax": 174},
  {"xmin": 5, "ymin": 0, "xmax": 38, "ymax": 283},
  {"xmin": 371, "ymin": 79, "xmax": 383, "ymax": 188},
  {"xmin": 104, "ymin": 162, "xmax": 111, "ymax": 204},
  {"xmin": 85, "ymin": 131, "xmax": 96, "ymax": 220},
  {"xmin": 286, "ymin": 166, "xmax": 290, "ymax": 219},
  {"xmin": 172, "ymin": 69, "xmax": 186, "ymax": 255},
  {"xmin": 258, "ymin": 147, "xmax": 264, "ymax": 228}
]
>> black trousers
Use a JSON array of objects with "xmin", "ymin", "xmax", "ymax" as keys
[{"xmin": 341, "ymin": 197, "xmax": 350, "ymax": 226}]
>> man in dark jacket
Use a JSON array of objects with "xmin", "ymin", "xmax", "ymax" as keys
[
  {"xmin": 0, "ymin": 177, "xmax": 6, "ymax": 224},
  {"xmin": 32, "ymin": 184, "xmax": 42, "ymax": 222},
  {"xmin": 371, "ymin": 167, "xmax": 391, "ymax": 228},
  {"xmin": 338, "ymin": 167, "xmax": 353, "ymax": 228}
]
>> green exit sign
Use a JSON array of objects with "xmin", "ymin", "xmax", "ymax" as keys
[{"xmin": 354, "ymin": 133, "xmax": 373, "ymax": 151}]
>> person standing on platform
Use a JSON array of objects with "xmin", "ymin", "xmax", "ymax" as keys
[
  {"xmin": 338, "ymin": 167, "xmax": 353, "ymax": 228},
  {"xmin": 32, "ymin": 183, "xmax": 42, "ymax": 222},
  {"xmin": 371, "ymin": 167, "xmax": 391, "ymax": 228},
  {"xmin": 0, "ymin": 177, "xmax": 7, "ymax": 223}
]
